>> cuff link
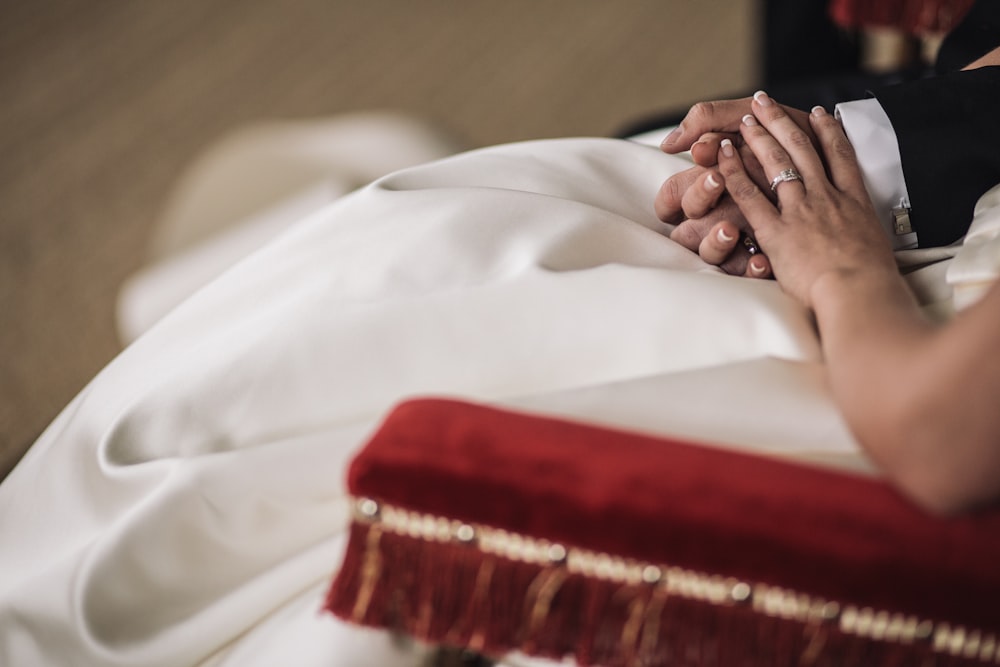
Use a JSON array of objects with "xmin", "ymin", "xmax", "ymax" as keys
[{"xmin": 892, "ymin": 206, "xmax": 913, "ymax": 236}]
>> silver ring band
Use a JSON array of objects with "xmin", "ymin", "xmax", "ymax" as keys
[
  {"xmin": 742, "ymin": 234, "xmax": 761, "ymax": 256},
  {"xmin": 769, "ymin": 168, "xmax": 803, "ymax": 193}
]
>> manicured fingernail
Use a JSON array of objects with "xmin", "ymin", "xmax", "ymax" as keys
[
  {"xmin": 742, "ymin": 113, "xmax": 757, "ymax": 127},
  {"xmin": 704, "ymin": 173, "xmax": 720, "ymax": 190},
  {"xmin": 750, "ymin": 260, "xmax": 767, "ymax": 276},
  {"xmin": 661, "ymin": 127, "xmax": 682, "ymax": 148},
  {"xmin": 720, "ymin": 138, "xmax": 735, "ymax": 157},
  {"xmin": 811, "ymin": 105, "xmax": 827, "ymax": 117},
  {"xmin": 753, "ymin": 90, "xmax": 773, "ymax": 107},
  {"xmin": 717, "ymin": 227, "xmax": 735, "ymax": 242}
]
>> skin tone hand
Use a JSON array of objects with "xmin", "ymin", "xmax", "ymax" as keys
[
  {"xmin": 717, "ymin": 96, "xmax": 895, "ymax": 308},
  {"xmin": 654, "ymin": 95, "xmax": 817, "ymax": 277},
  {"xmin": 660, "ymin": 42, "xmax": 1000, "ymax": 275},
  {"xmin": 654, "ymin": 146, "xmax": 773, "ymax": 278},
  {"xmin": 721, "ymin": 92, "xmax": 1000, "ymax": 514},
  {"xmin": 655, "ymin": 164, "xmax": 772, "ymax": 278},
  {"xmin": 660, "ymin": 96, "xmax": 817, "ymax": 166}
]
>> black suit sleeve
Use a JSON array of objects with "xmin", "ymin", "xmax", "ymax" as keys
[{"xmin": 872, "ymin": 66, "xmax": 1000, "ymax": 247}]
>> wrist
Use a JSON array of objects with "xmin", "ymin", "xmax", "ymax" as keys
[
  {"xmin": 809, "ymin": 264, "xmax": 911, "ymax": 317},
  {"xmin": 809, "ymin": 264, "xmax": 928, "ymax": 348}
]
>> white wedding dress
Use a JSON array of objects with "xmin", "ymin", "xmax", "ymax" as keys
[{"xmin": 1, "ymin": 113, "xmax": 983, "ymax": 667}]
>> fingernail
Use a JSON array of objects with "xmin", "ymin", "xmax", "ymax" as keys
[
  {"xmin": 753, "ymin": 90, "xmax": 773, "ymax": 107},
  {"xmin": 720, "ymin": 138, "xmax": 735, "ymax": 157},
  {"xmin": 742, "ymin": 113, "xmax": 757, "ymax": 127},
  {"xmin": 717, "ymin": 227, "xmax": 735, "ymax": 242},
  {"xmin": 811, "ymin": 105, "xmax": 827, "ymax": 117},
  {"xmin": 704, "ymin": 173, "xmax": 720, "ymax": 190},
  {"xmin": 661, "ymin": 127, "xmax": 682, "ymax": 148},
  {"xmin": 750, "ymin": 260, "xmax": 767, "ymax": 276}
]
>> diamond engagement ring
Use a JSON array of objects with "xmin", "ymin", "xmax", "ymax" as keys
[
  {"xmin": 742, "ymin": 233, "xmax": 761, "ymax": 256},
  {"xmin": 769, "ymin": 168, "xmax": 803, "ymax": 193}
]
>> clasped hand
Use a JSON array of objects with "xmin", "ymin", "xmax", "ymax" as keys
[{"xmin": 658, "ymin": 91, "xmax": 895, "ymax": 309}]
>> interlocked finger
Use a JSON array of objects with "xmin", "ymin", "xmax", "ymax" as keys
[
  {"xmin": 680, "ymin": 169, "xmax": 725, "ymax": 220},
  {"xmin": 655, "ymin": 167, "xmax": 703, "ymax": 223},
  {"xmin": 698, "ymin": 220, "xmax": 740, "ymax": 265},
  {"xmin": 808, "ymin": 106, "xmax": 868, "ymax": 197},
  {"xmin": 748, "ymin": 90, "xmax": 833, "ymax": 188},
  {"xmin": 738, "ymin": 110, "xmax": 806, "ymax": 205},
  {"xmin": 744, "ymin": 251, "xmax": 772, "ymax": 279},
  {"xmin": 690, "ymin": 132, "xmax": 736, "ymax": 167},
  {"xmin": 716, "ymin": 138, "xmax": 779, "ymax": 233}
]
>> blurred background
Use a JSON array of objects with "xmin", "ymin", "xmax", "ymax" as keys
[{"xmin": 4, "ymin": 0, "xmax": 881, "ymax": 479}]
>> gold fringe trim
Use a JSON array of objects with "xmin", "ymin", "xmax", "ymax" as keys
[
  {"xmin": 352, "ymin": 522, "xmax": 384, "ymax": 622},
  {"xmin": 521, "ymin": 565, "xmax": 569, "ymax": 651},
  {"xmin": 352, "ymin": 496, "xmax": 1000, "ymax": 663}
]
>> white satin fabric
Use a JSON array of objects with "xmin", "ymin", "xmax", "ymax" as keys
[
  {"xmin": 948, "ymin": 182, "xmax": 1000, "ymax": 309},
  {"xmin": 2, "ymin": 133, "xmax": 906, "ymax": 666},
  {"xmin": 117, "ymin": 113, "xmax": 462, "ymax": 343}
]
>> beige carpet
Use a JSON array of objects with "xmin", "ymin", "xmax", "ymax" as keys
[{"xmin": 0, "ymin": 0, "xmax": 758, "ymax": 479}]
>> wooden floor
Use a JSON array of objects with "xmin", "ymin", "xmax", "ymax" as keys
[{"xmin": 0, "ymin": 0, "xmax": 758, "ymax": 479}]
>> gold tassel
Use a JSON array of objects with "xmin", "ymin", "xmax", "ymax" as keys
[
  {"xmin": 620, "ymin": 590, "xmax": 649, "ymax": 664},
  {"xmin": 466, "ymin": 557, "xmax": 497, "ymax": 652},
  {"xmin": 415, "ymin": 597, "xmax": 434, "ymax": 640},
  {"xmin": 520, "ymin": 566, "xmax": 569, "ymax": 651},
  {"xmin": 352, "ymin": 524, "xmax": 384, "ymax": 622},
  {"xmin": 638, "ymin": 587, "xmax": 669, "ymax": 664},
  {"xmin": 799, "ymin": 621, "xmax": 828, "ymax": 666},
  {"xmin": 445, "ymin": 557, "xmax": 497, "ymax": 648}
]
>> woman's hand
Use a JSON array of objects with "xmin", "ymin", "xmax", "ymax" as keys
[
  {"xmin": 655, "ymin": 95, "xmax": 817, "ymax": 278},
  {"xmin": 715, "ymin": 91, "xmax": 898, "ymax": 310},
  {"xmin": 710, "ymin": 91, "xmax": 1000, "ymax": 515}
]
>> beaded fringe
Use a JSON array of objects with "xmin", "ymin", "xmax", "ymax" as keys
[{"xmin": 325, "ymin": 498, "xmax": 1000, "ymax": 666}]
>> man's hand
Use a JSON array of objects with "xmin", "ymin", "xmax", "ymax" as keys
[
  {"xmin": 660, "ymin": 95, "xmax": 816, "ymax": 160},
  {"xmin": 665, "ymin": 196, "xmax": 772, "ymax": 278},
  {"xmin": 654, "ymin": 140, "xmax": 772, "ymax": 277},
  {"xmin": 655, "ymin": 140, "xmax": 770, "ymax": 224}
]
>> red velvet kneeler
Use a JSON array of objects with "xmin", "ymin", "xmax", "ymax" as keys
[{"xmin": 325, "ymin": 398, "xmax": 1000, "ymax": 666}]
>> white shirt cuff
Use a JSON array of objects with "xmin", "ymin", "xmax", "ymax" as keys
[{"xmin": 835, "ymin": 98, "xmax": 918, "ymax": 249}]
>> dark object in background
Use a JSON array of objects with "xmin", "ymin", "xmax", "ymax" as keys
[
  {"xmin": 764, "ymin": 0, "xmax": 860, "ymax": 85},
  {"xmin": 616, "ymin": 0, "xmax": 990, "ymax": 137},
  {"xmin": 617, "ymin": 0, "xmax": 864, "ymax": 136},
  {"xmin": 936, "ymin": 0, "xmax": 1000, "ymax": 71}
]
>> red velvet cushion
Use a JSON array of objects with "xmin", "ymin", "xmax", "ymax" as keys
[{"xmin": 328, "ymin": 398, "xmax": 1000, "ymax": 664}]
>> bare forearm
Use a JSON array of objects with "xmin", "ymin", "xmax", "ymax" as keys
[
  {"xmin": 718, "ymin": 95, "xmax": 1000, "ymax": 513},
  {"xmin": 811, "ymin": 268, "xmax": 933, "ymax": 466},
  {"xmin": 963, "ymin": 44, "xmax": 1000, "ymax": 69},
  {"xmin": 813, "ymin": 271, "xmax": 1000, "ymax": 513}
]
